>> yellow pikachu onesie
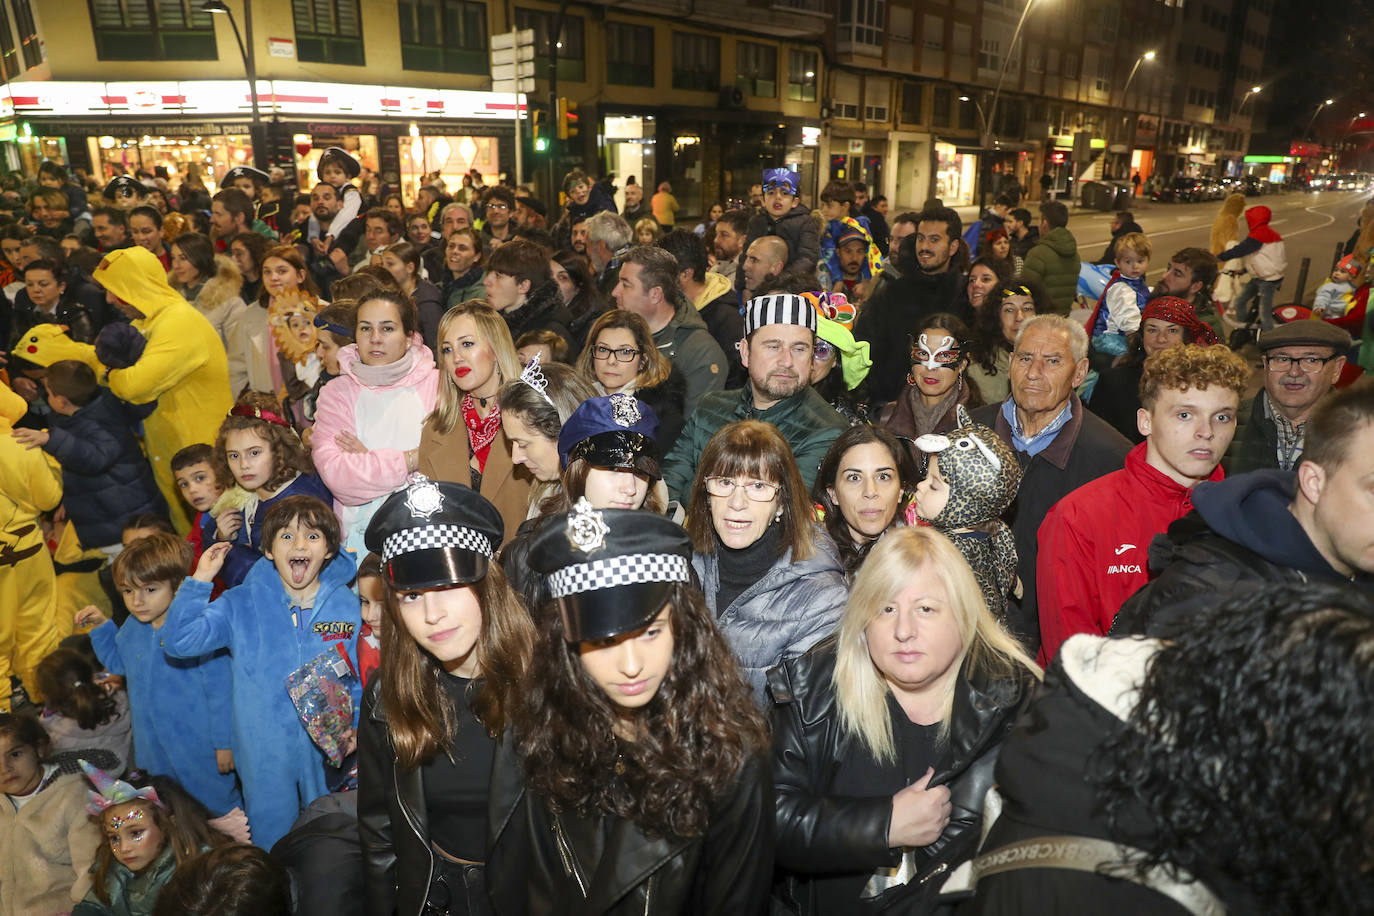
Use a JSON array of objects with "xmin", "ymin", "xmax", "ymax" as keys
[{"xmin": 0, "ymin": 383, "xmax": 62, "ymax": 709}]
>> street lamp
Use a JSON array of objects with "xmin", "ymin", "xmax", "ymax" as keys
[
  {"xmin": 1303, "ymin": 97, "xmax": 1335, "ymax": 140},
  {"xmin": 201, "ymin": 0, "xmax": 266, "ymax": 170},
  {"xmin": 958, "ymin": 95, "xmax": 989, "ymax": 140},
  {"xmin": 1238, "ymin": 85, "xmax": 1262, "ymax": 113},
  {"xmin": 987, "ymin": 0, "xmax": 1047, "ymax": 150},
  {"xmin": 1117, "ymin": 50, "xmax": 1156, "ymax": 109}
]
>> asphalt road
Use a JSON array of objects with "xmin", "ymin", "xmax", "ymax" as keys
[{"xmin": 1067, "ymin": 189, "xmax": 1370, "ymax": 305}]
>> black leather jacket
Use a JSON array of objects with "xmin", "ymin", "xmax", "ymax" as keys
[
  {"xmin": 767, "ymin": 635, "xmax": 1035, "ymax": 915},
  {"xmin": 485, "ymin": 738, "xmax": 775, "ymax": 915}
]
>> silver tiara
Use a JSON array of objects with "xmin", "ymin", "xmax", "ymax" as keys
[{"xmin": 519, "ymin": 352, "xmax": 556, "ymax": 409}]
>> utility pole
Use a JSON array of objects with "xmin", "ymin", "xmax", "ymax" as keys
[{"xmin": 491, "ymin": 29, "xmax": 535, "ymax": 185}]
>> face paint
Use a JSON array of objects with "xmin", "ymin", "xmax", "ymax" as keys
[
  {"xmin": 107, "ymin": 808, "xmax": 146, "ymax": 830},
  {"xmin": 912, "ymin": 333, "xmax": 961, "ymax": 371}
]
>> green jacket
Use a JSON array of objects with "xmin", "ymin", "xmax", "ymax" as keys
[
  {"xmin": 74, "ymin": 847, "xmax": 178, "ymax": 916},
  {"xmin": 1022, "ymin": 226, "xmax": 1081, "ymax": 314},
  {"xmin": 661, "ymin": 385, "xmax": 848, "ymax": 503}
]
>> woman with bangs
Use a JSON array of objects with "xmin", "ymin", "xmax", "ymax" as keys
[
  {"xmin": 768, "ymin": 525, "xmax": 1039, "ymax": 915},
  {"xmin": 687, "ymin": 420, "xmax": 848, "ymax": 702},
  {"xmin": 417, "ymin": 301, "xmax": 533, "ymax": 546},
  {"xmin": 574, "ymin": 308, "xmax": 688, "ymax": 453},
  {"xmin": 358, "ymin": 479, "xmax": 536, "ymax": 916},
  {"xmin": 487, "ymin": 504, "xmax": 773, "ymax": 915}
]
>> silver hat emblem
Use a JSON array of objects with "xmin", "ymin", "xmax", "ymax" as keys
[
  {"xmin": 609, "ymin": 392, "xmax": 641, "ymax": 428},
  {"xmin": 566, "ymin": 497, "xmax": 610, "ymax": 554},
  {"xmin": 404, "ymin": 477, "xmax": 444, "ymax": 519}
]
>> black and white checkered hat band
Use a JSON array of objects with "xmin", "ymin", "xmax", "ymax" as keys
[
  {"xmin": 382, "ymin": 525, "xmax": 494, "ymax": 563},
  {"xmin": 744, "ymin": 292, "xmax": 818, "ymax": 336},
  {"xmin": 547, "ymin": 553, "xmax": 690, "ymax": 598}
]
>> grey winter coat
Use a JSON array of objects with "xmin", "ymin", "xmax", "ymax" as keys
[{"xmin": 693, "ymin": 528, "xmax": 849, "ymax": 702}]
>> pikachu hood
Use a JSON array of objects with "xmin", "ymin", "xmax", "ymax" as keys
[
  {"xmin": 0, "ymin": 381, "xmax": 25, "ymax": 427},
  {"xmin": 92, "ymin": 246, "xmax": 187, "ymax": 323}
]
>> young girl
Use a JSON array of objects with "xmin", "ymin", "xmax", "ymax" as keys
[
  {"xmin": 35, "ymin": 648, "xmax": 134, "ymax": 773},
  {"xmin": 380, "ymin": 241, "xmax": 444, "ymax": 353},
  {"xmin": 75, "ymin": 764, "xmax": 227, "ymax": 916},
  {"xmin": 259, "ymin": 245, "xmax": 326, "ymax": 424},
  {"xmin": 304, "ymin": 301, "xmax": 356, "ymax": 431},
  {"xmin": 417, "ymin": 301, "xmax": 531, "ymax": 546},
  {"xmin": 914, "ymin": 407, "xmax": 1024, "ymax": 622},
  {"xmin": 0, "ymin": 713, "xmax": 102, "ymax": 912},
  {"xmin": 212, "ymin": 391, "xmax": 333, "ymax": 588},
  {"xmin": 498, "ymin": 357, "xmax": 598, "ymax": 516},
  {"xmin": 489, "ymin": 505, "xmax": 773, "ymax": 914},
  {"xmin": 355, "ymin": 552, "xmax": 384, "ymax": 688},
  {"xmin": 78, "ymin": 533, "xmax": 242, "ymax": 829},
  {"xmin": 357, "ymin": 478, "xmax": 535, "ymax": 916},
  {"xmin": 315, "ymin": 148, "xmax": 362, "ymax": 260}
]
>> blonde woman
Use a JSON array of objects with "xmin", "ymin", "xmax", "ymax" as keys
[
  {"xmin": 417, "ymin": 301, "xmax": 533, "ymax": 547},
  {"xmin": 574, "ymin": 308, "xmax": 688, "ymax": 452},
  {"xmin": 769, "ymin": 525, "xmax": 1040, "ymax": 915},
  {"xmin": 1210, "ymin": 193, "xmax": 1248, "ymax": 320}
]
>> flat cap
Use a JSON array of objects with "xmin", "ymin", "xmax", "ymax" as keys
[{"xmin": 1257, "ymin": 320, "xmax": 1353, "ymax": 352}]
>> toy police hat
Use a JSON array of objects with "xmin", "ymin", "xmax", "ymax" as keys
[
  {"xmin": 224, "ymin": 165, "xmax": 269, "ymax": 186},
  {"xmin": 364, "ymin": 476, "xmax": 504, "ymax": 591},
  {"xmin": 103, "ymin": 175, "xmax": 146, "ymax": 200},
  {"xmin": 1257, "ymin": 320, "xmax": 1353, "ymax": 353},
  {"xmin": 557, "ymin": 393, "xmax": 660, "ymax": 477},
  {"xmin": 744, "ymin": 292, "xmax": 819, "ymax": 337},
  {"xmin": 317, "ymin": 147, "xmax": 362, "ymax": 180},
  {"xmin": 529, "ymin": 499, "xmax": 692, "ymax": 642}
]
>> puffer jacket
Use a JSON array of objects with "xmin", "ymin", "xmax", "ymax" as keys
[
  {"xmin": 500, "ymin": 280, "xmax": 580, "ymax": 361},
  {"xmin": 693, "ymin": 527, "xmax": 848, "ymax": 701},
  {"xmin": 768, "ymin": 636, "xmax": 1037, "ymax": 915},
  {"xmin": 41, "ymin": 389, "xmax": 165, "ymax": 548},
  {"xmin": 661, "ymin": 385, "xmax": 847, "ymax": 502},
  {"xmin": 1021, "ymin": 226, "xmax": 1081, "ymax": 314}
]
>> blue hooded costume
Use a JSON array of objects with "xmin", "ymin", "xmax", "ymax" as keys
[
  {"xmin": 162, "ymin": 549, "xmax": 361, "ymax": 849},
  {"xmin": 89, "ymin": 617, "xmax": 240, "ymax": 817}
]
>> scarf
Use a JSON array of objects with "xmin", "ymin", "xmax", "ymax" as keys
[
  {"xmin": 462, "ymin": 395, "xmax": 501, "ymax": 472},
  {"xmin": 714, "ymin": 523, "xmax": 784, "ymax": 616},
  {"xmin": 1002, "ymin": 397, "xmax": 1074, "ymax": 457},
  {"xmin": 350, "ymin": 346, "xmax": 417, "ymax": 389},
  {"xmin": 886, "ymin": 377, "xmax": 966, "ymax": 441}
]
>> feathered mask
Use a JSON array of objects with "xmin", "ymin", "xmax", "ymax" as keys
[{"xmin": 268, "ymin": 289, "xmax": 321, "ymax": 365}]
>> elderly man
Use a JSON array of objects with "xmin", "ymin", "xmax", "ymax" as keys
[
  {"xmin": 741, "ymin": 236, "xmax": 788, "ymax": 300},
  {"xmin": 661, "ymin": 292, "xmax": 847, "ymax": 502},
  {"xmin": 587, "ymin": 210, "xmax": 633, "ymax": 298},
  {"xmin": 1225, "ymin": 321, "xmax": 1352, "ymax": 475},
  {"xmin": 611, "ymin": 245, "xmax": 725, "ymax": 417},
  {"xmin": 970, "ymin": 314, "xmax": 1131, "ymax": 653}
]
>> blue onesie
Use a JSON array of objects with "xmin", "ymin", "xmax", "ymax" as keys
[
  {"xmin": 89, "ymin": 618, "xmax": 240, "ymax": 816},
  {"xmin": 161, "ymin": 549, "xmax": 361, "ymax": 849}
]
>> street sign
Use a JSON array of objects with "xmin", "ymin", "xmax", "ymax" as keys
[
  {"xmin": 491, "ymin": 29, "xmax": 535, "ymax": 51},
  {"xmin": 491, "ymin": 30, "xmax": 536, "ymax": 94}
]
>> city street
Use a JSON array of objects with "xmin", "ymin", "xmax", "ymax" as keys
[{"xmin": 1066, "ymin": 189, "xmax": 1369, "ymax": 303}]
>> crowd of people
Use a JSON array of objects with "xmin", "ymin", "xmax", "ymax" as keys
[{"xmin": 1, "ymin": 151, "xmax": 1373, "ymax": 916}]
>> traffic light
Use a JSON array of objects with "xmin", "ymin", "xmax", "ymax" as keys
[
  {"xmin": 557, "ymin": 98, "xmax": 580, "ymax": 141},
  {"xmin": 532, "ymin": 110, "xmax": 549, "ymax": 152}
]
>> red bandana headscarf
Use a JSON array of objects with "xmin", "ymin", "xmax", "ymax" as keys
[{"xmin": 1142, "ymin": 296, "xmax": 1219, "ymax": 346}]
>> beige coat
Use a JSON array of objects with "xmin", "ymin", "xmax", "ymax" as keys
[
  {"xmin": 183, "ymin": 256, "xmax": 269, "ymax": 397},
  {"xmin": 418, "ymin": 417, "xmax": 534, "ymax": 549},
  {"xmin": 0, "ymin": 772, "xmax": 102, "ymax": 915}
]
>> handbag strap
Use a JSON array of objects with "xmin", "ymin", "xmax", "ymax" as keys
[{"xmin": 968, "ymin": 835, "xmax": 1226, "ymax": 916}]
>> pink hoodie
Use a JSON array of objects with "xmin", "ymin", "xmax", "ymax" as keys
[{"xmin": 311, "ymin": 337, "xmax": 439, "ymax": 507}]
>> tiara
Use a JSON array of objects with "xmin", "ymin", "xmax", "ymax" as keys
[{"xmin": 519, "ymin": 352, "xmax": 556, "ymax": 409}]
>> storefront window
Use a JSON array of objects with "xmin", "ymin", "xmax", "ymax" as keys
[
  {"xmin": 87, "ymin": 134, "xmax": 255, "ymax": 192},
  {"xmin": 399, "ymin": 133, "xmax": 499, "ymax": 206},
  {"xmin": 935, "ymin": 141, "xmax": 976, "ymax": 207},
  {"xmin": 294, "ymin": 136, "xmax": 380, "ymax": 191}
]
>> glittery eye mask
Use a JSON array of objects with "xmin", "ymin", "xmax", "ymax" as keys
[{"xmin": 912, "ymin": 334, "xmax": 960, "ymax": 370}]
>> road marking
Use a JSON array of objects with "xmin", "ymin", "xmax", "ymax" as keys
[{"xmin": 1283, "ymin": 205, "xmax": 1339, "ymax": 238}]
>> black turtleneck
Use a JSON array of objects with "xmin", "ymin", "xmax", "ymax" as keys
[{"xmin": 714, "ymin": 522, "xmax": 785, "ymax": 616}]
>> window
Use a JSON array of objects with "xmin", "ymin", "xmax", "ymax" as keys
[
  {"xmin": 833, "ymin": 72, "xmax": 860, "ymax": 120},
  {"xmin": 978, "ymin": 38, "xmax": 1000, "ymax": 72},
  {"xmin": 12, "ymin": 0, "xmax": 38, "ymax": 67},
  {"xmin": 1094, "ymin": 55, "xmax": 1110, "ymax": 93},
  {"xmin": 865, "ymin": 77, "xmax": 889, "ymax": 122},
  {"xmin": 672, "ymin": 32, "xmax": 718, "ymax": 92},
  {"xmin": 87, "ymin": 0, "xmax": 215, "ymax": 60},
  {"xmin": 787, "ymin": 49, "xmax": 818, "ymax": 101},
  {"xmin": 922, "ymin": 14, "xmax": 944, "ymax": 51},
  {"xmin": 1063, "ymin": 51, "xmax": 1079, "ymax": 78},
  {"xmin": 1026, "ymin": 42, "xmax": 1044, "ymax": 74},
  {"xmin": 606, "ymin": 22, "xmax": 653, "ymax": 87},
  {"xmin": 932, "ymin": 86, "xmax": 952, "ymax": 127},
  {"xmin": 838, "ymin": 0, "xmax": 884, "ymax": 49},
  {"xmin": 292, "ymin": 0, "xmax": 363, "ymax": 66},
  {"xmin": 514, "ymin": 8, "xmax": 586, "ymax": 83},
  {"xmin": 0, "ymin": 0, "xmax": 18, "ymax": 79},
  {"xmin": 399, "ymin": 1, "xmax": 486, "ymax": 74},
  {"xmin": 736, "ymin": 42, "xmax": 777, "ymax": 98},
  {"xmin": 900, "ymin": 81, "xmax": 923, "ymax": 123}
]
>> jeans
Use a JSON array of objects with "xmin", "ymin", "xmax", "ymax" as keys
[
  {"xmin": 424, "ymin": 860, "xmax": 489, "ymax": 916},
  {"xmin": 1233, "ymin": 276, "xmax": 1283, "ymax": 330}
]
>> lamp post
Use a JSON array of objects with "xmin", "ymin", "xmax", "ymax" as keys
[
  {"xmin": 1118, "ymin": 50, "xmax": 1156, "ymax": 109},
  {"xmin": 1303, "ymin": 97, "xmax": 1335, "ymax": 140},
  {"xmin": 984, "ymin": 0, "xmax": 1048, "ymax": 211},
  {"xmin": 1238, "ymin": 85, "xmax": 1262, "ymax": 114},
  {"xmin": 959, "ymin": 94, "xmax": 994, "ymax": 213},
  {"xmin": 202, "ymin": 0, "xmax": 266, "ymax": 171}
]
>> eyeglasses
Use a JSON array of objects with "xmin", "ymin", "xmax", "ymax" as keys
[
  {"xmin": 813, "ymin": 339, "xmax": 835, "ymax": 362},
  {"xmin": 705, "ymin": 476, "xmax": 780, "ymax": 502},
  {"xmin": 486, "ymin": 202, "xmax": 510, "ymax": 211},
  {"xmin": 1265, "ymin": 354, "xmax": 1339, "ymax": 373},
  {"xmin": 592, "ymin": 345, "xmax": 641, "ymax": 363}
]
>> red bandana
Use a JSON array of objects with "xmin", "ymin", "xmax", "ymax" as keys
[
  {"xmin": 1142, "ymin": 296, "xmax": 1219, "ymax": 346},
  {"xmin": 461, "ymin": 395, "xmax": 501, "ymax": 473}
]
